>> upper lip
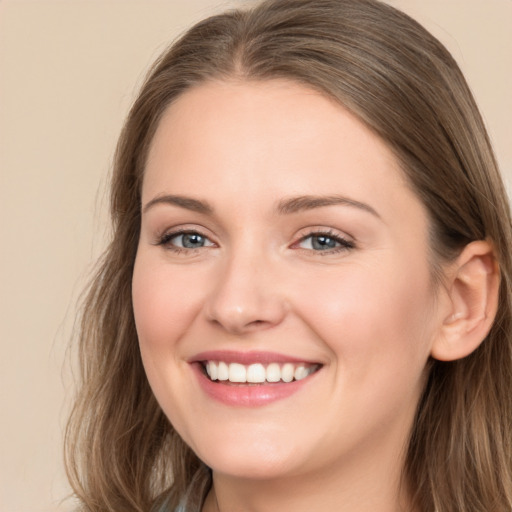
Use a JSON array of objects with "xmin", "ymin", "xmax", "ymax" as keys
[{"xmin": 189, "ymin": 350, "xmax": 321, "ymax": 365}]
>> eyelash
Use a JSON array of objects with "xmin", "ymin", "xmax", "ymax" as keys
[
  {"xmin": 295, "ymin": 229, "xmax": 355, "ymax": 255},
  {"xmin": 155, "ymin": 229, "xmax": 215, "ymax": 254},
  {"xmin": 155, "ymin": 228, "xmax": 355, "ymax": 255}
]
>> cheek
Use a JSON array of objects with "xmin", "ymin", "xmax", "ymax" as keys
[
  {"xmin": 294, "ymin": 263, "xmax": 436, "ymax": 451},
  {"xmin": 295, "ymin": 261, "xmax": 435, "ymax": 378},
  {"xmin": 131, "ymin": 254, "xmax": 209, "ymax": 431},
  {"xmin": 132, "ymin": 254, "xmax": 206, "ymax": 354}
]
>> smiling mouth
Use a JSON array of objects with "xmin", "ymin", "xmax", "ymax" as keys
[{"xmin": 201, "ymin": 361, "xmax": 321, "ymax": 385}]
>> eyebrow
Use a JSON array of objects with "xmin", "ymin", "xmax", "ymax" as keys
[
  {"xmin": 142, "ymin": 194, "xmax": 214, "ymax": 215},
  {"xmin": 277, "ymin": 195, "xmax": 380, "ymax": 218},
  {"xmin": 142, "ymin": 193, "xmax": 380, "ymax": 218}
]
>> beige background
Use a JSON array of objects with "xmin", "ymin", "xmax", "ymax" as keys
[{"xmin": 1, "ymin": 1, "xmax": 510, "ymax": 511}]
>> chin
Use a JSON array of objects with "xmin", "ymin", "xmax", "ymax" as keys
[
  {"xmin": 187, "ymin": 427, "xmax": 305, "ymax": 480},
  {"xmin": 205, "ymin": 453, "xmax": 298, "ymax": 481}
]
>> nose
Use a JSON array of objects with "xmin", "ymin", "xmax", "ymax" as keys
[{"xmin": 205, "ymin": 248, "xmax": 287, "ymax": 335}]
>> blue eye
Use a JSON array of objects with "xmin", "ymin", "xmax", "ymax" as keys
[
  {"xmin": 159, "ymin": 231, "xmax": 215, "ymax": 250},
  {"xmin": 298, "ymin": 233, "xmax": 353, "ymax": 252}
]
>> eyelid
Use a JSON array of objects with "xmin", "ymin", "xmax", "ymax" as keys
[
  {"xmin": 152, "ymin": 224, "xmax": 354, "ymax": 255},
  {"xmin": 154, "ymin": 226, "xmax": 217, "ymax": 250},
  {"xmin": 292, "ymin": 228, "xmax": 355, "ymax": 253}
]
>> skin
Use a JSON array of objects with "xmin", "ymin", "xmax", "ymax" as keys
[{"xmin": 132, "ymin": 80, "xmax": 450, "ymax": 512}]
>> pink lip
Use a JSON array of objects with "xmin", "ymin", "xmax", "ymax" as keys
[
  {"xmin": 189, "ymin": 351, "xmax": 322, "ymax": 407},
  {"xmin": 190, "ymin": 350, "xmax": 317, "ymax": 365}
]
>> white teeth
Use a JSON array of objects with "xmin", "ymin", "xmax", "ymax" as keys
[
  {"xmin": 217, "ymin": 361, "xmax": 229, "ymax": 381},
  {"xmin": 206, "ymin": 361, "xmax": 218, "ymax": 380},
  {"xmin": 266, "ymin": 363, "xmax": 281, "ymax": 382},
  {"xmin": 228, "ymin": 363, "xmax": 246, "ymax": 383},
  {"xmin": 281, "ymin": 363, "xmax": 294, "ymax": 383},
  {"xmin": 203, "ymin": 361, "xmax": 318, "ymax": 384},
  {"xmin": 247, "ymin": 363, "xmax": 266, "ymax": 383},
  {"xmin": 294, "ymin": 365, "xmax": 308, "ymax": 381}
]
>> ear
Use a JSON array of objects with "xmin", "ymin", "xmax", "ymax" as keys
[{"xmin": 431, "ymin": 240, "xmax": 500, "ymax": 361}]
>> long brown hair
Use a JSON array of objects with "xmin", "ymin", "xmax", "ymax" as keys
[{"xmin": 65, "ymin": 1, "xmax": 512, "ymax": 510}]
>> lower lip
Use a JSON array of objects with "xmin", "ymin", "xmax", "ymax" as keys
[{"xmin": 192, "ymin": 363, "xmax": 318, "ymax": 407}]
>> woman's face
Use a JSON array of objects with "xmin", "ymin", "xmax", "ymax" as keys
[{"xmin": 133, "ymin": 80, "xmax": 444, "ymax": 482}]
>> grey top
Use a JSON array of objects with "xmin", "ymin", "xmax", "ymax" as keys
[{"xmin": 159, "ymin": 465, "xmax": 211, "ymax": 512}]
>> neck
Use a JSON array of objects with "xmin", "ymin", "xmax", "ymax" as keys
[{"xmin": 203, "ymin": 447, "xmax": 414, "ymax": 512}]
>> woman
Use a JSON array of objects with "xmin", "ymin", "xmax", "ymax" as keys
[{"xmin": 65, "ymin": 0, "xmax": 512, "ymax": 511}]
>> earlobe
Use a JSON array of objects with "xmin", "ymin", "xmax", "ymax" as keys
[{"xmin": 431, "ymin": 240, "xmax": 500, "ymax": 362}]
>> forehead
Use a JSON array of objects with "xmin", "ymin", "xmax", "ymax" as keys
[{"xmin": 143, "ymin": 79, "xmax": 422, "ymax": 224}]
